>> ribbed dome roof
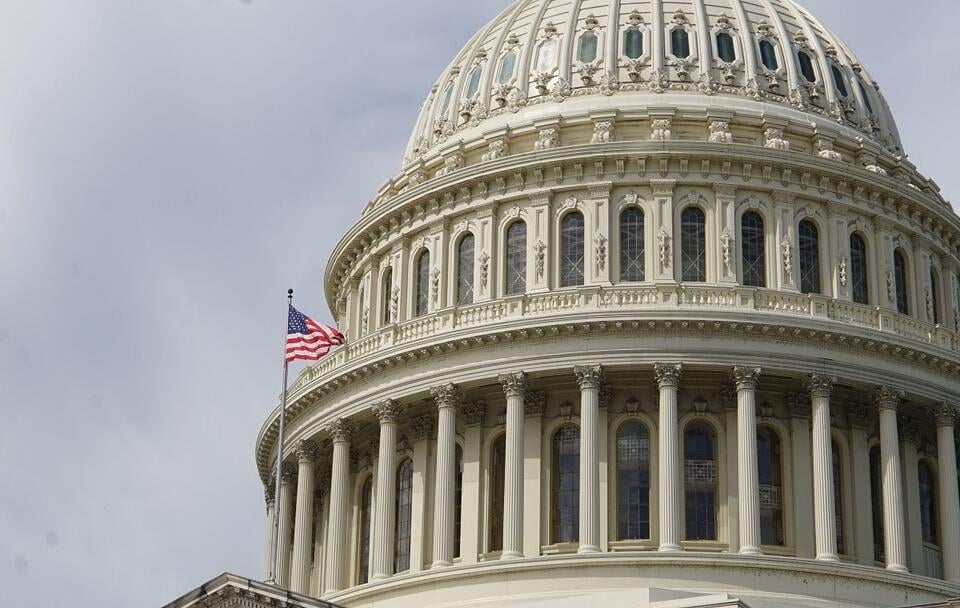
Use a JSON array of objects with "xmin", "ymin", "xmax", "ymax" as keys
[{"xmin": 404, "ymin": 0, "xmax": 901, "ymax": 166}]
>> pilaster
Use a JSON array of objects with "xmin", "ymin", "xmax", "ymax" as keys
[
  {"xmin": 651, "ymin": 180, "xmax": 677, "ymax": 282},
  {"xmin": 459, "ymin": 400, "xmax": 485, "ymax": 564},
  {"xmin": 773, "ymin": 192, "xmax": 799, "ymax": 292},
  {"xmin": 523, "ymin": 391, "xmax": 545, "ymax": 557},
  {"xmin": 714, "ymin": 184, "xmax": 738, "ymax": 285}
]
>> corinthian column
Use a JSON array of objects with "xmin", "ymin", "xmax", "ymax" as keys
[
  {"xmin": 498, "ymin": 371, "xmax": 528, "ymax": 559},
  {"xmin": 734, "ymin": 366, "xmax": 762, "ymax": 555},
  {"xmin": 575, "ymin": 364, "xmax": 603, "ymax": 554},
  {"xmin": 263, "ymin": 485, "xmax": 276, "ymax": 580},
  {"xmin": 323, "ymin": 419, "xmax": 354, "ymax": 593},
  {"xmin": 371, "ymin": 400, "xmax": 404, "ymax": 580},
  {"xmin": 431, "ymin": 383, "xmax": 462, "ymax": 568},
  {"xmin": 876, "ymin": 386, "xmax": 908, "ymax": 572},
  {"xmin": 275, "ymin": 462, "xmax": 297, "ymax": 587},
  {"xmin": 290, "ymin": 440, "xmax": 319, "ymax": 593},
  {"xmin": 655, "ymin": 363, "xmax": 683, "ymax": 552},
  {"xmin": 805, "ymin": 374, "xmax": 839, "ymax": 562},
  {"xmin": 935, "ymin": 403, "xmax": 960, "ymax": 583}
]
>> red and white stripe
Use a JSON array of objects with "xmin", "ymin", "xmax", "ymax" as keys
[{"xmin": 286, "ymin": 317, "xmax": 345, "ymax": 363}]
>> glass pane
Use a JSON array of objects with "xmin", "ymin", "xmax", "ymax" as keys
[
  {"xmin": 358, "ymin": 476, "xmax": 373, "ymax": 584},
  {"xmin": 759, "ymin": 40, "xmax": 779, "ymax": 71},
  {"xmin": 894, "ymin": 251, "xmax": 909, "ymax": 314},
  {"xmin": 465, "ymin": 66, "xmax": 483, "ymax": 99},
  {"xmin": 489, "ymin": 435, "xmax": 506, "ymax": 551},
  {"xmin": 681, "ymin": 207, "xmax": 706, "ymax": 282},
  {"xmin": 552, "ymin": 426, "xmax": 580, "ymax": 543},
  {"xmin": 870, "ymin": 446, "xmax": 885, "ymax": 562},
  {"xmin": 458, "ymin": 234, "xmax": 475, "ymax": 306},
  {"xmin": 671, "ymin": 29, "xmax": 690, "ymax": 59},
  {"xmin": 741, "ymin": 212, "xmax": 766, "ymax": 287},
  {"xmin": 536, "ymin": 38, "xmax": 558, "ymax": 73},
  {"xmin": 441, "ymin": 84, "xmax": 454, "ymax": 114},
  {"xmin": 832, "ymin": 442, "xmax": 845, "ymax": 554},
  {"xmin": 617, "ymin": 421, "xmax": 650, "ymax": 540},
  {"xmin": 561, "ymin": 213, "xmax": 585, "ymax": 287},
  {"xmin": 931, "ymin": 269, "xmax": 941, "ymax": 324},
  {"xmin": 684, "ymin": 424, "xmax": 717, "ymax": 540},
  {"xmin": 620, "ymin": 208, "xmax": 645, "ymax": 282},
  {"xmin": 381, "ymin": 269, "xmax": 393, "ymax": 324},
  {"xmin": 506, "ymin": 221, "xmax": 527, "ymax": 295},
  {"xmin": 858, "ymin": 80, "xmax": 874, "ymax": 113},
  {"xmin": 416, "ymin": 250, "xmax": 430, "ymax": 317},
  {"xmin": 624, "ymin": 29, "xmax": 643, "ymax": 59},
  {"xmin": 798, "ymin": 221, "xmax": 821, "ymax": 294},
  {"xmin": 798, "ymin": 51, "xmax": 817, "ymax": 83},
  {"xmin": 919, "ymin": 462, "xmax": 937, "ymax": 543},
  {"xmin": 578, "ymin": 32, "xmax": 598, "ymax": 63},
  {"xmin": 498, "ymin": 52, "xmax": 516, "ymax": 85},
  {"xmin": 757, "ymin": 427, "xmax": 784, "ymax": 546},
  {"xmin": 394, "ymin": 459, "xmax": 414, "ymax": 572},
  {"xmin": 850, "ymin": 234, "xmax": 869, "ymax": 305},
  {"xmin": 831, "ymin": 64, "xmax": 849, "ymax": 98},
  {"xmin": 716, "ymin": 32, "xmax": 735, "ymax": 63}
]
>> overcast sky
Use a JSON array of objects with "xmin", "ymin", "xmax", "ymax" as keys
[{"xmin": 0, "ymin": 1, "xmax": 957, "ymax": 607}]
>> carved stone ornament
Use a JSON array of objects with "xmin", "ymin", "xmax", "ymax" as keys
[
  {"xmin": 591, "ymin": 120, "xmax": 615, "ymax": 144},
  {"xmin": 460, "ymin": 400, "xmax": 486, "ymax": 426},
  {"xmin": 280, "ymin": 461, "xmax": 298, "ymax": 484},
  {"xmin": 435, "ymin": 153, "xmax": 464, "ymax": 178},
  {"xmin": 599, "ymin": 385, "xmax": 614, "ymax": 409},
  {"xmin": 390, "ymin": 285, "xmax": 400, "ymax": 322},
  {"xmin": 764, "ymin": 127, "xmax": 790, "ymax": 151},
  {"xmin": 361, "ymin": 306, "xmax": 369, "ymax": 335},
  {"xmin": 534, "ymin": 240, "xmax": 547, "ymax": 278},
  {"xmin": 482, "ymin": 139, "xmax": 509, "ymax": 162},
  {"xmin": 654, "ymin": 362, "xmax": 683, "ymax": 388},
  {"xmin": 846, "ymin": 401, "xmax": 874, "ymax": 430},
  {"xmin": 534, "ymin": 127, "xmax": 559, "ymax": 151},
  {"xmin": 839, "ymin": 257, "xmax": 848, "ymax": 287},
  {"xmin": 525, "ymin": 390, "xmax": 546, "ymax": 417},
  {"xmin": 326, "ymin": 418, "xmax": 354, "ymax": 443},
  {"xmin": 657, "ymin": 230, "xmax": 671, "ymax": 270},
  {"xmin": 787, "ymin": 392, "xmax": 811, "ymax": 419},
  {"xmin": 781, "ymin": 238, "xmax": 794, "ymax": 279},
  {"xmin": 925, "ymin": 288, "xmax": 934, "ymax": 323},
  {"xmin": 898, "ymin": 414, "xmax": 920, "ymax": 446},
  {"xmin": 294, "ymin": 439, "xmax": 320, "ymax": 464},
  {"xmin": 708, "ymin": 120, "xmax": 733, "ymax": 143},
  {"xmin": 874, "ymin": 385, "xmax": 905, "ymax": 412},
  {"xmin": 650, "ymin": 118, "xmax": 672, "ymax": 141},
  {"xmin": 624, "ymin": 396, "xmax": 641, "ymax": 414},
  {"xmin": 498, "ymin": 371, "xmax": 529, "ymax": 398},
  {"xmin": 804, "ymin": 373, "xmax": 837, "ymax": 399},
  {"xmin": 397, "ymin": 435, "xmax": 414, "ymax": 454},
  {"xmin": 886, "ymin": 269, "xmax": 896, "ymax": 303},
  {"xmin": 264, "ymin": 483, "xmax": 276, "ymax": 505},
  {"xmin": 816, "ymin": 138, "xmax": 842, "ymax": 161},
  {"xmin": 595, "ymin": 232, "xmax": 608, "ymax": 273},
  {"xmin": 431, "ymin": 266, "xmax": 441, "ymax": 305},
  {"xmin": 599, "ymin": 70, "xmax": 620, "ymax": 96},
  {"xmin": 430, "ymin": 383, "xmax": 463, "ymax": 409},
  {"xmin": 720, "ymin": 385, "xmax": 737, "ymax": 410},
  {"xmin": 934, "ymin": 402, "xmax": 958, "ymax": 428},
  {"xmin": 373, "ymin": 399, "xmax": 404, "ymax": 424},
  {"xmin": 479, "ymin": 251, "xmax": 490, "ymax": 290},
  {"xmin": 732, "ymin": 366, "xmax": 762, "ymax": 390},
  {"xmin": 410, "ymin": 416, "xmax": 435, "ymax": 442},
  {"xmin": 559, "ymin": 400, "xmax": 575, "ymax": 420},
  {"xmin": 720, "ymin": 230, "xmax": 732, "ymax": 274},
  {"xmin": 551, "ymin": 77, "xmax": 572, "ymax": 102},
  {"xmin": 694, "ymin": 397, "xmax": 710, "ymax": 416},
  {"xmin": 574, "ymin": 364, "xmax": 604, "ymax": 390}
]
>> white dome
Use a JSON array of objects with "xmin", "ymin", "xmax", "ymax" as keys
[{"xmin": 404, "ymin": 0, "xmax": 902, "ymax": 165}]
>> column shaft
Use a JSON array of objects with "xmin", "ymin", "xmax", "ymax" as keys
[
  {"xmin": 575, "ymin": 365, "xmax": 602, "ymax": 554},
  {"xmin": 371, "ymin": 401, "xmax": 403, "ymax": 579},
  {"xmin": 499, "ymin": 372, "xmax": 528, "ymax": 559},
  {"xmin": 734, "ymin": 367, "xmax": 761, "ymax": 555},
  {"xmin": 807, "ymin": 375, "xmax": 839, "ymax": 561},
  {"xmin": 431, "ymin": 384, "xmax": 461, "ymax": 567},
  {"xmin": 655, "ymin": 363, "xmax": 683, "ymax": 552},
  {"xmin": 290, "ymin": 442, "xmax": 318, "ymax": 593},
  {"xmin": 324, "ymin": 421, "xmax": 353, "ymax": 593},
  {"xmin": 877, "ymin": 388, "xmax": 908, "ymax": 572},
  {"xmin": 275, "ymin": 468, "xmax": 296, "ymax": 587},
  {"xmin": 263, "ymin": 496, "xmax": 276, "ymax": 580},
  {"xmin": 936, "ymin": 407, "xmax": 960, "ymax": 583}
]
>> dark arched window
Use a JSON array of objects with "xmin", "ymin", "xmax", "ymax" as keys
[
  {"xmin": 798, "ymin": 220, "xmax": 821, "ymax": 294},
  {"xmin": 931, "ymin": 268, "xmax": 941, "ymax": 325},
  {"xmin": 858, "ymin": 80, "xmax": 874, "ymax": 114},
  {"xmin": 552, "ymin": 425, "xmax": 580, "ymax": 543},
  {"xmin": 741, "ymin": 211, "xmax": 766, "ymax": 287},
  {"xmin": 894, "ymin": 249, "xmax": 909, "ymax": 315},
  {"xmin": 850, "ymin": 234, "xmax": 869, "ymax": 305},
  {"xmin": 620, "ymin": 207, "xmax": 645, "ymax": 282},
  {"xmin": 457, "ymin": 233, "xmax": 475, "ymax": 306},
  {"xmin": 759, "ymin": 40, "xmax": 778, "ymax": 71},
  {"xmin": 455, "ymin": 445, "xmax": 463, "ymax": 558},
  {"xmin": 832, "ymin": 441, "xmax": 845, "ymax": 555},
  {"xmin": 489, "ymin": 434, "xmax": 506, "ymax": 552},
  {"xmin": 716, "ymin": 32, "xmax": 735, "ymax": 62},
  {"xmin": 681, "ymin": 207, "xmax": 707, "ymax": 282},
  {"xmin": 617, "ymin": 420, "xmax": 651, "ymax": 540},
  {"xmin": 381, "ymin": 268, "xmax": 394, "ymax": 324},
  {"xmin": 357, "ymin": 475, "xmax": 373, "ymax": 584},
  {"xmin": 831, "ymin": 64, "xmax": 849, "ymax": 98},
  {"xmin": 870, "ymin": 446, "xmax": 885, "ymax": 562},
  {"xmin": 506, "ymin": 221, "xmax": 527, "ymax": 295},
  {"xmin": 415, "ymin": 250, "xmax": 430, "ymax": 317},
  {"xmin": 578, "ymin": 32, "xmax": 598, "ymax": 63},
  {"xmin": 560, "ymin": 212, "xmax": 585, "ymax": 287},
  {"xmin": 684, "ymin": 423, "xmax": 717, "ymax": 540},
  {"xmin": 440, "ymin": 84, "xmax": 454, "ymax": 115},
  {"xmin": 919, "ymin": 462, "xmax": 938, "ymax": 545},
  {"xmin": 798, "ymin": 51, "xmax": 817, "ymax": 83},
  {"xmin": 498, "ymin": 52, "xmax": 517, "ymax": 85},
  {"xmin": 671, "ymin": 28, "xmax": 690, "ymax": 59},
  {"xmin": 358, "ymin": 287, "xmax": 365, "ymax": 335},
  {"xmin": 624, "ymin": 29, "xmax": 643, "ymax": 59},
  {"xmin": 758, "ymin": 426, "xmax": 784, "ymax": 546},
  {"xmin": 394, "ymin": 459, "xmax": 414, "ymax": 572}
]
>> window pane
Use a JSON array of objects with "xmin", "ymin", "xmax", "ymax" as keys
[
  {"xmin": 759, "ymin": 40, "xmax": 779, "ymax": 71},
  {"xmin": 358, "ymin": 476, "xmax": 373, "ymax": 584},
  {"xmin": 498, "ymin": 52, "xmax": 516, "ymax": 85},
  {"xmin": 381, "ymin": 269, "xmax": 394, "ymax": 324},
  {"xmin": 489, "ymin": 435, "xmax": 506, "ymax": 551},
  {"xmin": 858, "ymin": 80, "xmax": 874, "ymax": 114},
  {"xmin": 741, "ymin": 212, "xmax": 766, "ymax": 287},
  {"xmin": 671, "ymin": 29, "xmax": 690, "ymax": 59},
  {"xmin": 757, "ymin": 427, "xmax": 784, "ymax": 546},
  {"xmin": 620, "ymin": 208, "xmax": 645, "ymax": 282},
  {"xmin": 465, "ymin": 66, "xmax": 483, "ymax": 100},
  {"xmin": 870, "ymin": 446, "xmax": 885, "ymax": 562},
  {"xmin": 578, "ymin": 32, "xmax": 598, "ymax": 63},
  {"xmin": 394, "ymin": 459, "xmax": 414, "ymax": 572},
  {"xmin": 457, "ymin": 234, "xmax": 475, "ymax": 306},
  {"xmin": 561, "ymin": 213, "xmax": 585, "ymax": 287},
  {"xmin": 716, "ymin": 32, "xmax": 735, "ymax": 63},
  {"xmin": 617, "ymin": 421, "xmax": 650, "ymax": 540},
  {"xmin": 798, "ymin": 51, "xmax": 817, "ymax": 83},
  {"xmin": 799, "ymin": 220, "xmax": 821, "ymax": 294},
  {"xmin": 624, "ymin": 29, "xmax": 643, "ymax": 59},
  {"xmin": 685, "ymin": 424, "xmax": 717, "ymax": 540},
  {"xmin": 455, "ymin": 445, "xmax": 463, "ymax": 558},
  {"xmin": 506, "ymin": 221, "xmax": 527, "ymax": 295},
  {"xmin": 850, "ymin": 234, "xmax": 869, "ymax": 305},
  {"xmin": 681, "ymin": 207, "xmax": 706, "ymax": 282},
  {"xmin": 416, "ymin": 251, "xmax": 430, "ymax": 317},
  {"xmin": 931, "ymin": 269, "xmax": 941, "ymax": 324},
  {"xmin": 552, "ymin": 426, "xmax": 580, "ymax": 543},
  {"xmin": 919, "ymin": 462, "xmax": 938, "ymax": 544},
  {"xmin": 832, "ymin": 442, "xmax": 845, "ymax": 554},
  {"xmin": 831, "ymin": 64, "xmax": 849, "ymax": 98},
  {"xmin": 441, "ymin": 84, "xmax": 454, "ymax": 114},
  {"xmin": 536, "ymin": 38, "xmax": 558, "ymax": 73},
  {"xmin": 894, "ymin": 250, "xmax": 909, "ymax": 315}
]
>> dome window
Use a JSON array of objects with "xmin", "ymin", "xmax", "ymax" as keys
[
  {"xmin": 560, "ymin": 212, "xmax": 585, "ymax": 287},
  {"xmin": 930, "ymin": 268, "xmax": 941, "ymax": 325},
  {"xmin": 415, "ymin": 249, "xmax": 430, "ymax": 317},
  {"xmin": 464, "ymin": 66, "xmax": 483, "ymax": 100},
  {"xmin": 798, "ymin": 220, "xmax": 821, "ymax": 295},
  {"xmin": 759, "ymin": 40, "xmax": 778, "ymax": 71},
  {"xmin": 850, "ymin": 233, "xmax": 869, "ymax": 305},
  {"xmin": 680, "ymin": 207, "xmax": 706, "ymax": 282},
  {"xmin": 893, "ymin": 249, "xmax": 909, "ymax": 315},
  {"xmin": 741, "ymin": 211, "xmax": 766, "ymax": 288},
  {"xmin": 857, "ymin": 80, "xmax": 874, "ymax": 114},
  {"xmin": 497, "ymin": 51, "xmax": 517, "ymax": 85},
  {"xmin": 394, "ymin": 459, "xmax": 414, "ymax": 573},
  {"xmin": 440, "ymin": 83, "xmax": 454, "ymax": 115},
  {"xmin": 716, "ymin": 32, "xmax": 736, "ymax": 63},
  {"xmin": 619, "ymin": 207, "xmax": 645, "ymax": 282},
  {"xmin": 624, "ymin": 29, "xmax": 643, "ymax": 59},
  {"xmin": 798, "ymin": 50, "xmax": 817, "ymax": 83},
  {"xmin": 551, "ymin": 425, "xmax": 581, "ymax": 544},
  {"xmin": 830, "ymin": 64, "xmax": 848, "ymax": 98},
  {"xmin": 918, "ymin": 462, "xmax": 938, "ymax": 545},
  {"xmin": 457, "ymin": 233, "xmax": 475, "ymax": 305},
  {"xmin": 671, "ymin": 28, "xmax": 691, "ymax": 59},
  {"xmin": 505, "ymin": 221, "xmax": 527, "ymax": 295},
  {"xmin": 684, "ymin": 423, "xmax": 718, "ymax": 541},
  {"xmin": 536, "ymin": 37, "xmax": 559, "ymax": 73},
  {"xmin": 616, "ymin": 421, "xmax": 651, "ymax": 540},
  {"xmin": 577, "ymin": 31, "xmax": 598, "ymax": 63}
]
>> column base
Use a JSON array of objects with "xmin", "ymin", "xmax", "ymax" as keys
[
  {"xmin": 739, "ymin": 546, "xmax": 762, "ymax": 556},
  {"xmin": 815, "ymin": 553, "xmax": 840, "ymax": 562},
  {"xmin": 500, "ymin": 550, "xmax": 524, "ymax": 560},
  {"xmin": 658, "ymin": 543, "xmax": 684, "ymax": 553},
  {"xmin": 372, "ymin": 573, "xmax": 392, "ymax": 581},
  {"xmin": 577, "ymin": 545, "xmax": 601, "ymax": 554},
  {"xmin": 886, "ymin": 563, "xmax": 909, "ymax": 573},
  {"xmin": 430, "ymin": 560, "xmax": 452, "ymax": 569}
]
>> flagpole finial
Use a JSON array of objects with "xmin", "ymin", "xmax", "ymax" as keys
[{"xmin": 287, "ymin": 289, "xmax": 294, "ymax": 300}]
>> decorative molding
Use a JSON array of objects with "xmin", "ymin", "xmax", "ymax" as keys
[
  {"xmin": 498, "ymin": 371, "xmax": 529, "ymax": 398},
  {"xmin": 430, "ymin": 383, "xmax": 463, "ymax": 409},
  {"xmin": 410, "ymin": 416, "xmax": 435, "ymax": 442},
  {"xmin": 326, "ymin": 418, "xmax": 354, "ymax": 443},
  {"xmin": 294, "ymin": 439, "xmax": 320, "ymax": 464},
  {"xmin": 525, "ymin": 390, "xmax": 546, "ymax": 417},
  {"xmin": 574, "ymin": 364, "xmax": 604, "ymax": 390},
  {"xmin": 373, "ymin": 399, "xmax": 404, "ymax": 424},
  {"xmin": 804, "ymin": 374, "xmax": 837, "ymax": 399},
  {"xmin": 654, "ymin": 362, "xmax": 683, "ymax": 388},
  {"xmin": 460, "ymin": 400, "xmax": 487, "ymax": 427},
  {"xmin": 874, "ymin": 385, "xmax": 905, "ymax": 412},
  {"xmin": 788, "ymin": 392, "xmax": 811, "ymax": 419},
  {"xmin": 732, "ymin": 366, "xmax": 761, "ymax": 390}
]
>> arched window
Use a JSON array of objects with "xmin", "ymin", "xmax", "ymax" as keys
[
  {"xmin": 505, "ymin": 221, "xmax": 527, "ymax": 295},
  {"xmin": 741, "ymin": 211, "xmax": 766, "ymax": 287},
  {"xmin": 931, "ymin": 268, "xmax": 941, "ymax": 325},
  {"xmin": 831, "ymin": 64, "xmax": 849, "ymax": 98},
  {"xmin": 552, "ymin": 425, "xmax": 580, "ymax": 544},
  {"xmin": 716, "ymin": 32, "xmax": 735, "ymax": 63},
  {"xmin": 415, "ymin": 250, "xmax": 430, "ymax": 317},
  {"xmin": 497, "ymin": 52, "xmax": 517, "ymax": 85},
  {"xmin": 894, "ymin": 249, "xmax": 909, "ymax": 315},
  {"xmin": 394, "ymin": 459, "xmax": 414, "ymax": 572},
  {"xmin": 759, "ymin": 40, "xmax": 778, "ymax": 71},
  {"xmin": 671, "ymin": 29, "xmax": 690, "ymax": 59},
  {"xmin": 832, "ymin": 441, "xmax": 845, "ymax": 555},
  {"xmin": 850, "ymin": 234, "xmax": 869, "ymax": 305},
  {"xmin": 457, "ymin": 233, "xmax": 475, "ymax": 306},
  {"xmin": 358, "ymin": 286, "xmax": 365, "ymax": 335},
  {"xmin": 617, "ymin": 421, "xmax": 651, "ymax": 540},
  {"xmin": 357, "ymin": 475, "xmax": 373, "ymax": 584},
  {"xmin": 919, "ymin": 462, "xmax": 938, "ymax": 545},
  {"xmin": 381, "ymin": 268, "xmax": 394, "ymax": 324},
  {"xmin": 798, "ymin": 220, "xmax": 821, "ymax": 294},
  {"xmin": 536, "ymin": 38, "xmax": 559, "ymax": 73},
  {"xmin": 465, "ymin": 66, "xmax": 483, "ymax": 100},
  {"xmin": 870, "ymin": 446, "xmax": 885, "ymax": 562},
  {"xmin": 757, "ymin": 426, "xmax": 784, "ymax": 546},
  {"xmin": 684, "ymin": 423, "xmax": 717, "ymax": 540},
  {"xmin": 681, "ymin": 207, "xmax": 707, "ymax": 282},
  {"xmin": 578, "ymin": 32, "xmax": 598, "ymax": 63},
  {"xmin": 455, "ymin": 445, "xmax": 464, "ymax": 558},
  {"xmin": 620, "ymin": 207, "xmax": 645, "ymax": 282},
  {"xmin": 560, "ymin": 212, "xmax": 585, "ymax": 287},
  {"xmin": 624, "ymin": 29, "xmax": 643, "ymax": 59},
  {"xmin": 440, "ymin": 83, "xmax": 454, "ymax": 115},
  {"xmin": 858, "ymin": 80, "xmax": 874, "ymax": 114},
  {"xmin": 489, "ymin": 434, "xmax": 506, "ymax": 552},
  {"xmin": 798, "ymin": 50, "xmax": 817, "ymax": 83}
]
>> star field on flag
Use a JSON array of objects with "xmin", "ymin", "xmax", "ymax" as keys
[{"xmin": 285, "ymin": 305, "xmax": 345, "ymax": 363}]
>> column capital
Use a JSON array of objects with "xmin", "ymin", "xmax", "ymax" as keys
[
  {"xmin": 430, "ymin": 383, "xmax": 463, "ymax": 409},
  {"xmin": 499, "ymin": 371, "xmax": 529, "ymax": 398},
  {"xmin": 280, "ymin": 461, "xmax": 298, "ymax": 484},
  {"xmin": 411, "ymin": 415, "xmax": 435, "ymax": 442},
  {"xmin": 788, "ymin": 392, "xmax": 811, "ymax": 419},
  {"xmin": 846, "ymin": 401, "xmax": 874, "ymax": 430},
  {"xmin": 875, "ymin": 386, "xmax": 905, "ymax": 412},
  {"xmin": 804, "ymin": 374, "xmax": 838, "ymax": 399},
  {"xmin": 732, "ymin": 366, "xmax": 762, "ymax": 391},
  {"xmin": 654, "ymin": 362, "xmax": 683, "ymax": 388},
  {"xmin": 934, "ymin": 402, "xmax": 959, "ymax": 428},
  {"xmin": 525, "ymin": 391, "xmax": 546, "ymax": 417},
  {"xmin": 325, "ymin": 418, "xmax": 355, "ymax": 443},
  {"xmin": 295, "ymin": 439, "xmax": 321, "ymax": 464},
  {"xmin": 373, "ymin": 399, "xmax": 404, "ymax": 424},
  {"xmin": 264, "ymin": 484, "xmax": 276, "ymax": 505},
  {"xmin": 574, "ymin": 364, "xmax": 604, "ymax": 390},
  {"xmin": 460, "ymin": 400, "xmax": 486, "ymax": 426}
]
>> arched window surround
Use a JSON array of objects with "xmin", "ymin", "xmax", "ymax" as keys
[
  {"xmin": 615, "ymin": 193, "xmax": 652, "ymax": 284},
  {"xmin": 608, "ymin": 412, "xmax": 660, "ymax": 547},
  {"xmin": 665, "ymin": 16, "xmax": 699, "ymax": 66},
  {"xmin": 573, "ymin": 24, "xmax": 605, "ymax": 80},
  {"xmin": 675, "ymin": 200, "xmax": 712, "ymax": 283},
  {"xmin": 736, "ymin": 203, "xmax": 773, "ymax": 288},
  {"xmin": 710, "ymin": 22, "xmax": 743, "ymax": 69},
  {"xmin": 848, "ymin": 229, "xmax": 875, "ymax": 305},
  {"xmin": 678, "ymin": 413, "xmax": 728, "ymax": 547},
  {"xmin": 620, "ymin": 16, "xmax": 650, "ymax": 63},
  {"xmin": 452, "ymin": 230, "xmax": 476, "ymax": 307},
  {"xmin": 796, "ymin": 213, "xmax": 827, "ymax": 295},
  {"xmin": 499, "ymin": 211, "xmax": 531, "ymax": 297},
  {"xmin": 554, "ymin": 198, "xmax": 592, "ymax": 289},
  {"xmin": 542, "ymin": 418, "xmax": 581, "ymax": 549},
  {"xmin": 410, "ymin": 246, "xmax": 432, "ymax": 318},
  {"xmin": 496, "ymin": 47, "xmax": 520, "ymax": 87},
  {"xmin": 755, "ymin": 34, "xmax": 784, "ymax": 77},
  {"xmin": 830, "ymin": 430, "xmax": 854, "ymax": 557}
]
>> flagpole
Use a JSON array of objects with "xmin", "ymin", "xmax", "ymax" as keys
[{"xmin": 268, "ymin": 288, "xmax": 294, "ymax": 585}]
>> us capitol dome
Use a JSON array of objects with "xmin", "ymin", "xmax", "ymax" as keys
[{"xmin": 169, "ymin": 1, "xmax": 960, "ymax": 607}]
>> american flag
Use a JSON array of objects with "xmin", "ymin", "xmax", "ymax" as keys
[{"xmin": 286, "ymin": 305, "xmax": 345, "ymax": 363}]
